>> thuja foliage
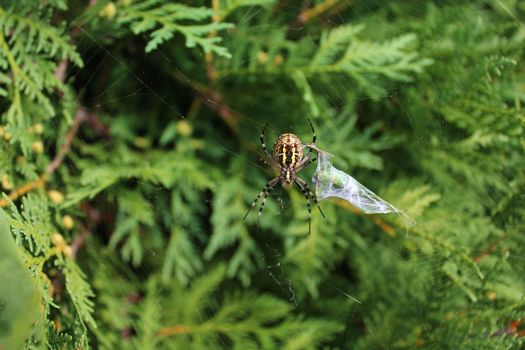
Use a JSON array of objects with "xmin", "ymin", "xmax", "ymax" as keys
[{"xmin": 0, "ymin": 0, "xmax": 524, "ymax": 349}]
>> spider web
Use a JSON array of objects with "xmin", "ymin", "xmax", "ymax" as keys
[{"xmin": 19, "ymin": 1, "xmax": 525, "ymax": 348}]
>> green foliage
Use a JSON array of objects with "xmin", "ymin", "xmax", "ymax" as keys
[
  {"xmin": 89, "ymin": 251, "xmax": 341, "ymax": 349},
  {"xmin": 1, "ymin": 0, "xmax": 525, "ymax": 349},
  {"xmin": 0, "ymin": 6, "xmax": 82, "ymax": 127},
  {"xmin": 46, "ymin": 321, "xmax": 73, "ymax": 348},
  {"xmin": 217, "ymin": 23, "xmax": 432, "ymax": 98},
  {"xmin": 117, "ymin": 0, "xmax": 234, "ymax": 56},
  {"xmin": 309, "ymin": 25, "xmax": 432, "ymax": 90},
  {"xmin": 204, "ymin": 159, "xmax": 262, "ymax": 286},
  {"xmin": 0, "ymin": 209, "xmax": 42, "ymax": 349},
  {"xmin": 157, "ymin": 265, "xmax": 342, "ymax": 349},
  {"xmin": 284, "ymin": 190, "xmax": 348, "ymax": 298},
  {"xmin": 64, "ymin": 258, "xmax": 97, "ymax": 329},
  {"xmin": 219, "ymin": 0, "xmax": 276, "ymax": 19},
  {"xmin": 8, "ymin": 194, "xmax": 53, "ymax": 255},
  {"xmin": 109, "ymin": 190, "xmax": 155, "ymax": 266},
  {"xmin": 316, "ymin": 103, "xmax": 404, "ymax": 170}
]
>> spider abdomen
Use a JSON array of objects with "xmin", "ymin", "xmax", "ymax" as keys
[{"xmin": 272, "ymin": 133, "xmax": 304, "ymax": 167}]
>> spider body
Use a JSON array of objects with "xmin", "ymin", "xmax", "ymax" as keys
[
  {"xmin": 273, "ymin": 133, "xmax": 304, "ymax": 188},
  {"xmin": 244, "ymin": 120, "xmax": 325, "ymax": 235}
]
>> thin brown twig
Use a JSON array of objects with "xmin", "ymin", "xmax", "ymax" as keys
[
  {"xmin": 171, "ymin": 69, "xmax": 240, "ymax": 132},
  {"xmin": 0, "ymin": 108, "xmax": 90, "ymax": 208},
  {"xmin": 297, "ymin": 0, "xmax": 340, "ymax": 24},
  {"xmin": 0, "ymin": 58, "xmax": 91, "ymax": 212},
  {"xmin": 473, "ymin": 243, "xmax": 495, "ymax": 264},
  {"xmin": 204, "ymin": 0, "xmax": 221, "ymax": 81},
  {"xmin": 54, "ymin": 60, "xmax": 68, "ymax": 83},
  {"xmin": 46, "ymin": 108, "xmax": 89, "ymax": 174},
  {"xmin": 69, "ymin": 202, "xmax": 102, "ymax": 259},
  {"xmin": 508, "ymin": 319, "xmax": 525, "ymax": 337},
  {"xmin": 324, "ymin": 0, "xmax": 354, "ymax": 21},
  {"xmin": 492, "ymin": 318, "xmax": 525, "ymax": 337},
  {"xmin": 333, "ymin": 198, "xmax": 396, "ymax": 236},
  {"xmin": 158, "ymin": 325, "xmax": 192, "ymax": 336},
  {"xmin": 472, "ymin": 235, "xmax": 511, "ymax": 265},
  {"xmin": 172, "ymin": 71, "xmax": 267, "ymax": 170},
  {"xmin": 199, "ymin": 0, "xmax": 243, "ymax": 130},
  {"xmin": 0, "ymin": 176, "xmax": 46, "ymax": 207},
  {"xmin": 172, "ymin": 69, "xmax": 210, "ymax": 95},
  {"xmin": 70, "ymin": 228, "xmax": 88, "ymax": 259}
]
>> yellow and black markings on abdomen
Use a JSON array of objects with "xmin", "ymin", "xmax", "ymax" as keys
[{"xmin": 273, "ymin": 133, "xmax": 304, "ymax": 168}]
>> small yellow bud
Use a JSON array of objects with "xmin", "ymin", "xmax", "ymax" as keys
[
  {"xmin": 274, "ymin": 54, "xmax": 284, "ymax": 66},
  {"xmin": 100, "ymin": 2, "xmax": 117, "ymax": 18},
  {"xmin": 32, "ymin": 141, "xmax": 44, "ymax": 154},
  {"xmin": 189, "ymin": 139, "xmax": 205, "ymax": 150},
  {"xmin": 62, "ymin": 245, "xmax": 73, "ymax": 258},
  {"xmin": 1, "ymin": 175, "xmax": 13, "ymax": 190},
  {"xmin": 16, "ymin": 156, "xmax": 26, "ymax": 164},
  {"xmin": 414, "ymin": 326, "xmax": 422, "ymax": 336},
  {"xmin": 51, "ymin": 233, "xmax": 66, "ymax": 247},
  {"xmin": 487, "ymin": 291, "xmax": 497, "ymax": 301},
  {"xmin": 62, "ymin": 215, "xmax": 74, "ymax": 230},
  {"xmin": 3, "ymin": 130, "xmax": 11, "ymax": 141},
  {"xmin": 256, "ymin": 51, "xmax": 268, "ymax": 64},
  {"xmin": 176, "ymin": 120, "xmax": 193, "ymax": 136},
  {"xmin": 48, "ymin": 190, "xmax": 65, "ymax": 205},
  {"xmin": 133, "ymin": 137, "xmax": 152, "ymax": 149},
  {"xmin": 33, "ymin": 123, "xmax": 44, "ymax": 135}
]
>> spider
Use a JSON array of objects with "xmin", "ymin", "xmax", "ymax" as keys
[{"xmin": 243, "ymin": 120, "xmax": 325, "ymax": 235}]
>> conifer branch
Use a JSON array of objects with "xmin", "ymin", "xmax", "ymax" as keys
[
  {"xmin": 2, "ymin": 2, "xmax": 522, "ymax": 347},
  {"xmin": 45, "ymin": 109, "xmax": 88, "ymax": 174},
  {"xmin": 0, "ymin": 176, "xmax": 46, "ymax": 208},
  {"xmin": 297, "ymin": 0, "xmax": 341, "ymax": 24},
  {"xmin": 0, "ymin": 109, "xmax": 90, "ymax": 208},
  {"xmin": 204, "ymin": 0, "xmax": 222, "ymax": 81}
]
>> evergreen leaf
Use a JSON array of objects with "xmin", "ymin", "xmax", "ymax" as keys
[
  {"xmin": 64, "ymin": 259, "xmax": 97, "ymax": 329},
  {"xmin": 0, "ymin": 209, "xmax": 43, "ymax": 350},
  {"xmin": 118, "ymin": 1, "xmax": 234, "ymax": 57}
]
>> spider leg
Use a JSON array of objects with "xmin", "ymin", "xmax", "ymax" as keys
[
  {"xmin": 260, "ymin": 123, "xmax": 270, "ymax": 155},
  {"xmin": 257, "ymin": 179, "xmax": 280, "ymax": 224},
  {"xmin": 307, "ymin": 118, "xmax": 317, "ymax": 144},
  {"xmin": 295, "ymin": 156, "xmax": 317, "ymax": 172},
  {"xmin": 260, "ymin": 123, "xmax": 279, "ymax": 169},
  {"xmin": 294, "ymin": 179, "xmax": 313, "ymax": 235},
  {"xmin": 296, "ymin": 177, "xmax": 325, "ymax": 218},
  {"xmin": 243, "ymin": 177, "xmax": 279, "ymax": 220},
  {"xmin": 302, "ymin": 119, "xmax": 317, "ymax": 159}
]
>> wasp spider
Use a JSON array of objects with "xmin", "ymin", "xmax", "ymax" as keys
[{"xmin": 244, "ymin": 120, "xmax": 325, "ymax": 235}]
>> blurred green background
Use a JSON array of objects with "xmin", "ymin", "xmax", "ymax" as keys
[{"xmin": 0, "ymin": 0, "xmax": 524, "ymax": 349}]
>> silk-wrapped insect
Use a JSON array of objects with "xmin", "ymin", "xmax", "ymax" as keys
[{"xmin": 309, "ymin": 146, "xmax": 414, "ymax": 225}]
